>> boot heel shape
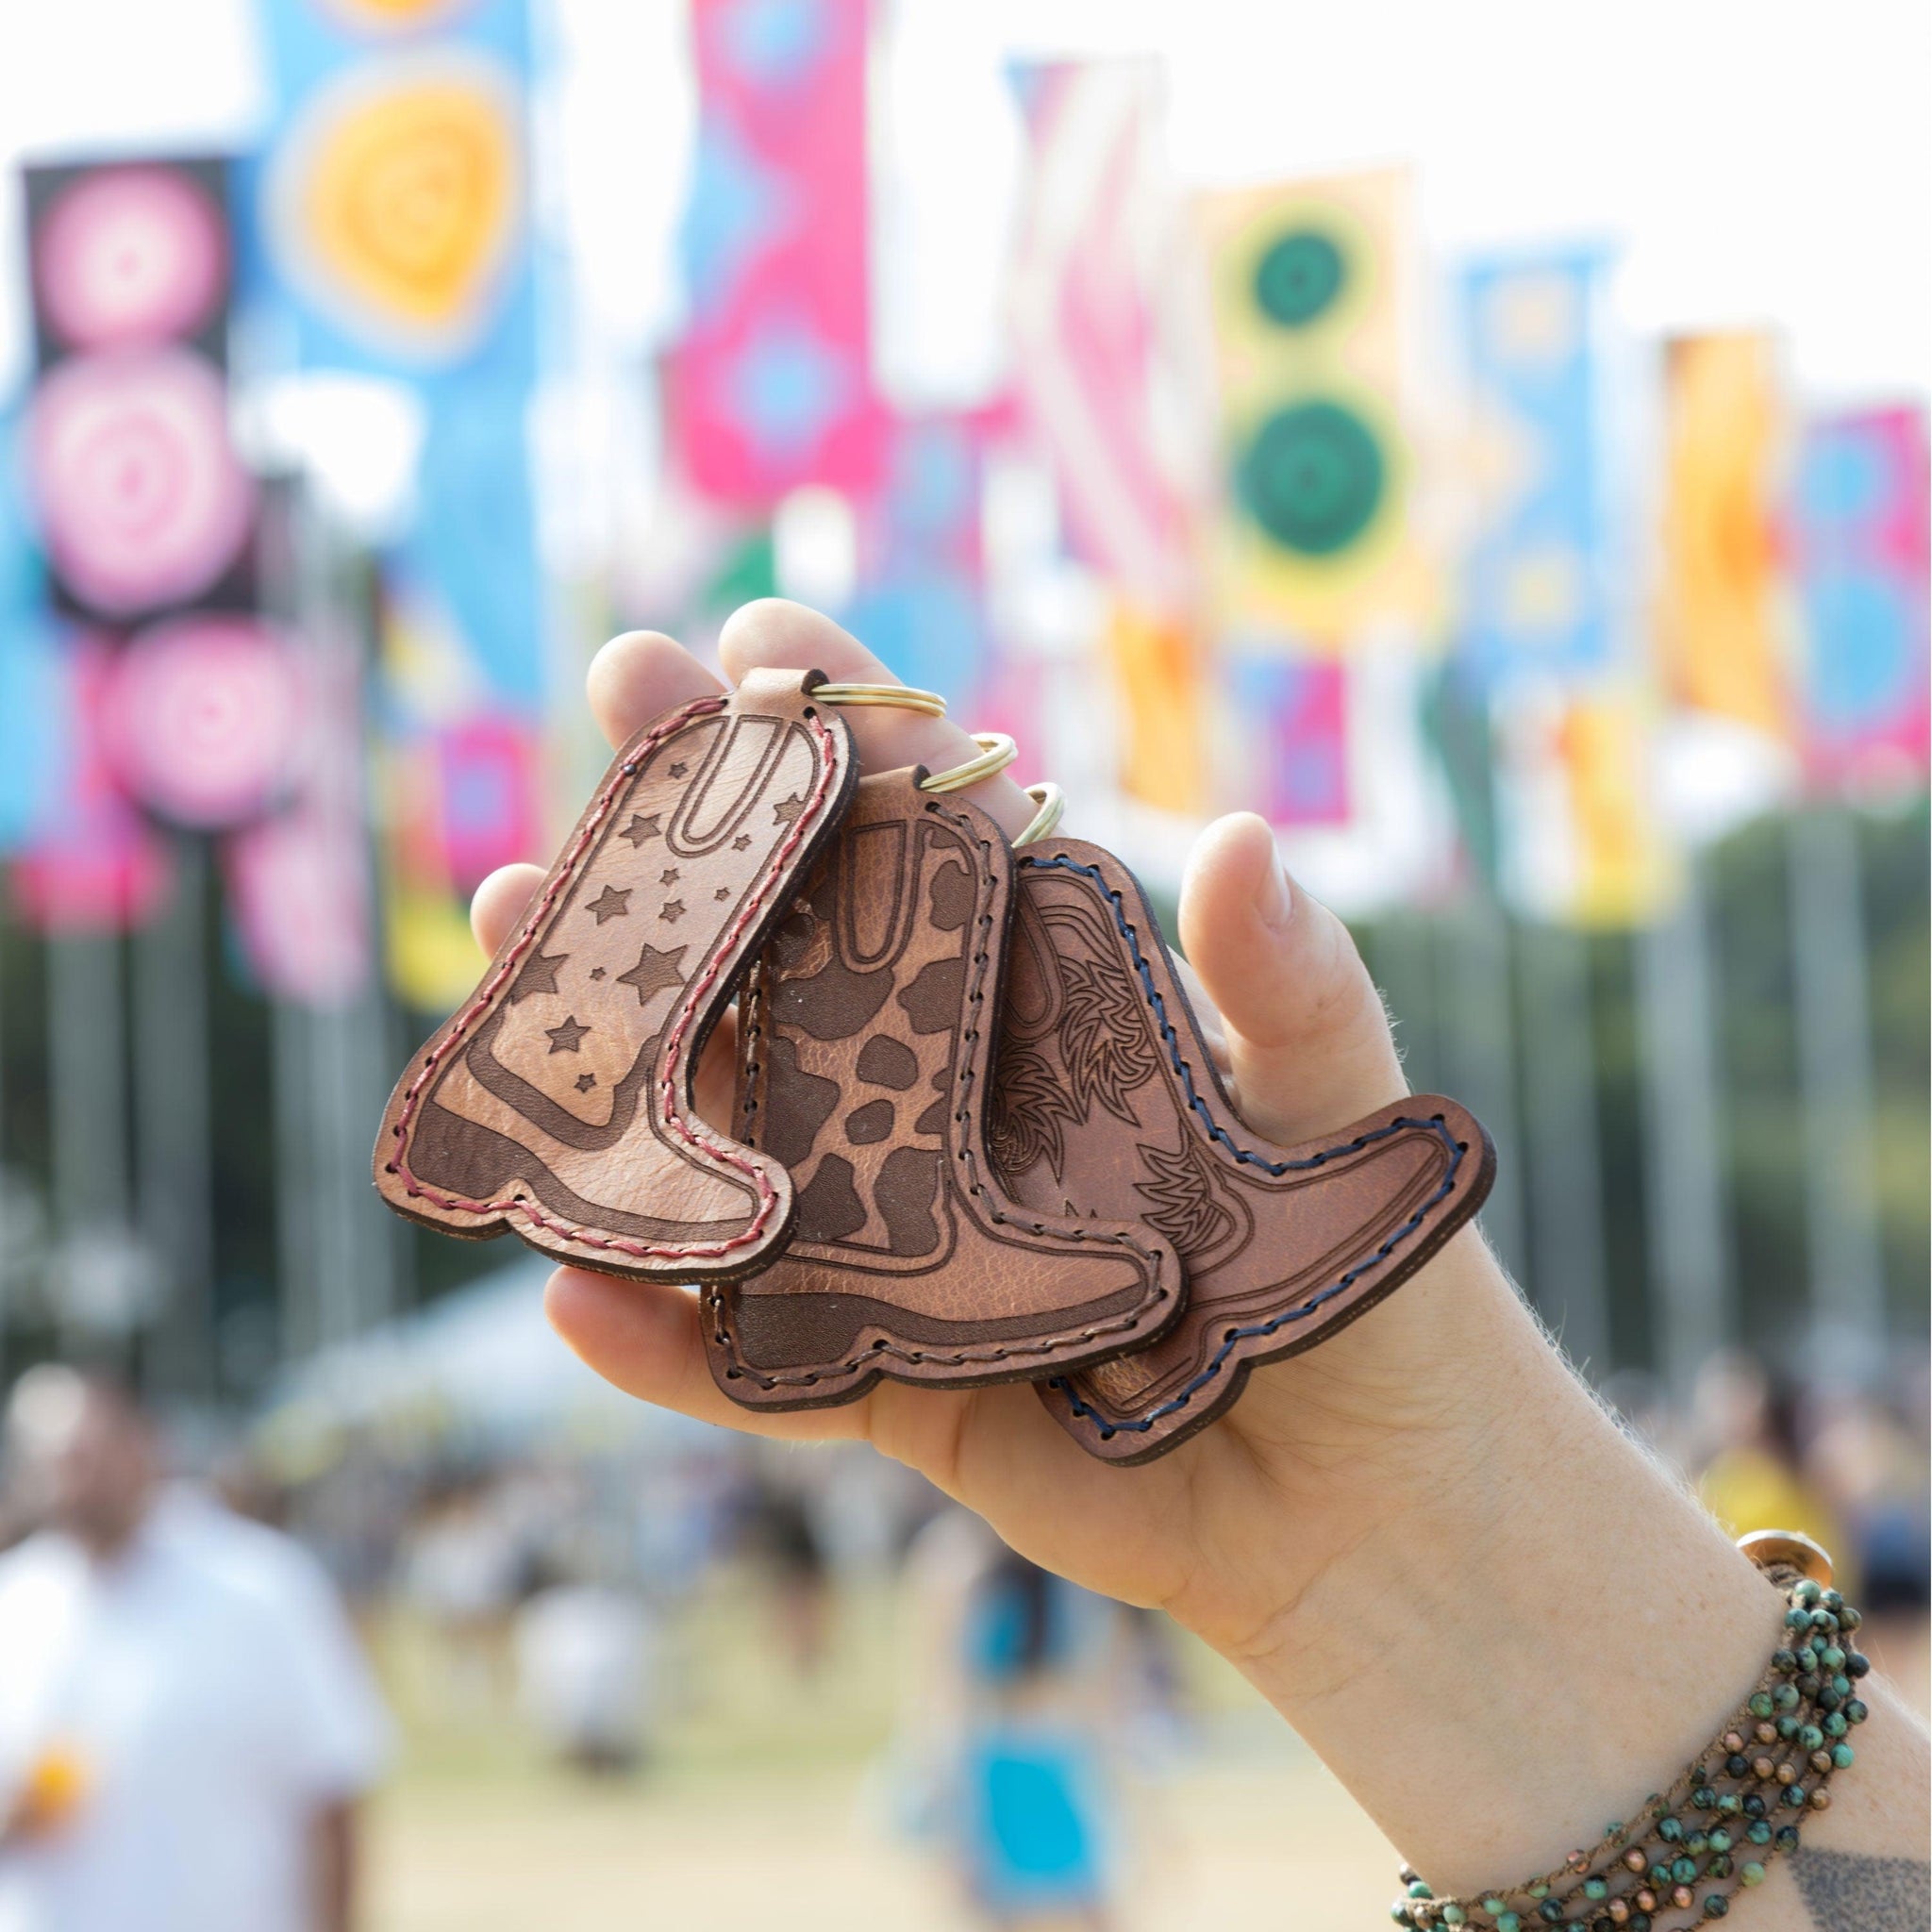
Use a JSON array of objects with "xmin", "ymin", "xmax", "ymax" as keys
[
  {"xmin": 374, "ymin": 671, "xmax": 858, "ymax": 1282},
  {"xmin": 707, "ymin": 771, "xmax": 1183, "ymax": 1410},
  {"xmin": 995, "ymin": 841, "xmax": 1496, "ymax": 1464}
]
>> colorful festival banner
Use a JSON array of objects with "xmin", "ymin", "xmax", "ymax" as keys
[
  {"xmin": 1104, "ymin": 601, "xmax": 1207, "ymax": 816},
  {"xmin": 1458, "ymin": 249, "xmax": 1615, "ymax": 687},
  {"xmin": 0, "ymin": 409, "xmax": 71, "ymax": 853},
  {"xmin": 1229, "ymin": 649, "xmax": 1350, "ymax": 828},
  {"xmin": 9, "ymin": 638, "xmax": 173, "ymax": 932},
  {"xmin": 23, "ymin": 158, "xmax": 256, "ymax": 626},
  {"xmin": 1494, "ymin": 678, "xmax": 1677, "ymax": 929},
  {"xmin": 669, "ymin": 0, "xmax": 883, "ymax": 507},
  {"xmin": 838, "ymin": 414, "xmax": 989, "ymax": 708},
  {"xmin": 1657, "ymin": 331, "xmax": 1790, "ymax": 741},
  {"xmin": 1007, "ymin": 58, "xmax": 1191, "ymax": 610},
  {"xmin": 1787, "ymin": 406, "xmax": 1929, "ymax": 790},
  {"xmin": 1201, "ymin": 167, "xmax": 1432, "ymax": 644}
]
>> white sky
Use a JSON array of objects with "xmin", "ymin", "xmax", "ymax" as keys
[{"xmin": 1, "ymin": 0, "xmax": 1927, "ymax": 407}]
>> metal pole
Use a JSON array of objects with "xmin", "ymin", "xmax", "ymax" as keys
[
  {"xmin": 272, "ymin": 996, "xmax": 318, "ymax": 1361},
  {"xmin": 1786, "ymin": 808, "xmax": 1886, "ymax": 1371},
  {"xmin": 136, "ymin": 838, "xmax": 215, "ymax": 1399},
  {"xmin": 1435, "ymin": 900, "xmax": 1527, "ymax": 1284},
  {"xmin": 1636, "ymin": 862, "xmax": 1731, "ymax": 1398},
  {"xmin": 1518, "ymin": 921, "xmax": 1610, "ymax": 1373},
  {"xmin": 48, "ymin": 931, "xmax": 127, "ymax": 1234}
]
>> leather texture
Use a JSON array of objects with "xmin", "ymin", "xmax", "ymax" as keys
[
  {"xmin": 373, "ymin": 670, "xmax": 858, "ymax": 1282},
  {"xmin": 707, "ymin": 771, "xmax": 1184, "ymax": 1410},
  {"xmin": 992, "ymin": 841, "xmax": 1496, "ymax": 1464}
]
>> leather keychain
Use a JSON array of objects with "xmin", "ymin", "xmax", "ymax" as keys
[
  {"xmin": 706, "ymin": 767, "xmax": 1184, "ymax": 1411},
  {"xmin": 374, "ymin": 670, "xmax": 858, "ymax": 1282},
  {"xmin": 991, "ymin": 839, "xmax": 1496, "ymax": 1464}
]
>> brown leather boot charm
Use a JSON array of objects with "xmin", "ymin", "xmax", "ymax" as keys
[
  {"xmin": 991, "ymin": 840, "xmax": 1496, "ymax": 1464},
  {"xmin": 374, "ymin": 670, "xmax": 858, "ymax": 1281},
  {"xmin": 706, "ymin": 771, "xmax": 1183, "ymax": 1410}
]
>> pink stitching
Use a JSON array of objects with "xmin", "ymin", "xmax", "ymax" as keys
[{"xmin": 387, "ymin": 693, "xmax": 843, "ymax": 1263}]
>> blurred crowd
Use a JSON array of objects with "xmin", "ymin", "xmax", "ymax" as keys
[{"xmin": 0, "ymin": 1342, "xmax": 1923, "ymax": 1932}]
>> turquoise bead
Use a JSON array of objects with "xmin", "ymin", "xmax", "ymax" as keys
[
  {"xmin": 1708, "ymin": 1829, "xmax": 1732, "ymax": 1854},
  {"xmin": 1688, "ymin": 1832, "xmax": 1710, "ymax": 1855},
  {"xmin": 1773, "ymin": 1684, "xmax": 1801, "ymax": 1710},
  {"xmin": 1495, "ymin": 1913, "xmax": 1521, "ymax": 1932},
  {"xmin": 1391, "ymin": 1907, "xmax": 1414, "ymax": 1926},
  {"xmin": 1799, "ymin": 1724, "xmax": 1824, "ymax": 1751},
  {"xmin": 1794, "ymin": 1579, "xmax": 1822, "ymax": 1606},
  {"xmin": 1527, "ymin": 1883, "xmax": 1550, "ymax": 1901},
  {"xmin": 1741, "ymin": 1861, "xmax": 1767, "ymax": 1887},
  {"xmin": 1441, "ymin": 1906, "xmax": 1466, "ymax": 1925},
  {"xmin": 1824, "ymin": 1711, "xmax": 1848, "ymax": 1738},
  {"xmin": 1784, "ymin": 1607, "xmax": 1809, "ymax": 1630},
  {"xmin": 1704, "ymin": 1895, "xmax": 1729, "ymax": 1919},
  {"xmin": 1584, "ymin": 1878, "xmax": 1608, "ymax": 1900},
  {"xmin": 1832, "ymin": 1674, "xmax": 1852, "ymax": 1698},
  {"xmin": 1718, "ymin": 1795, "xmax": 1741, "ymax": 1816},
  {"xmin": 1408, "ymin": 1881, "xmax": 1434, "ymax": 1899},
  {"xmin": 1658, "ymin": 1818, "xmax": 1684, "ymax": 1842},
  {"xmin": 1481, "ymin": 1900, "xmax": 1506, "ymax": 1916},
  {"xmin": 1832, "ymin": 1743, "xmax": 1855, "ymax": 1769},
  {"xmin": 1539, "ymin": 1904, "xmax": 1564, "ymax": 1925},
  {"xmin": 1845, "ymin": 1698, "xmax": 1870, "ymax": 1724},
  {"xmin": 1820, "ymin": 1644, "xmax": 1845, "ymax": 1670},
  {"xmin": 1747, "ymin": 1822, "xmax": 1773, "ymax": 1845},
  {"xmin": 1784, "ymin": 1786, "xmax": 1807, "ymax": 1808},
  {"xmin": 1673, "ymin": 1857, "xmax": 1698, "ymax": 1884}
]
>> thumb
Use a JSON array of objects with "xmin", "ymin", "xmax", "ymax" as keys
[{"xmin": 1176, "ymin": 813, "xmax": 1407, "ymax": 1146}]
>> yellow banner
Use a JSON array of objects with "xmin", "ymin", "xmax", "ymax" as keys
[
  {"xmin": 1104, "ymin": 601, "xmax": 1208, "ymax": 815},
  {"xmin": 1657, "ymin": 332, "xmax": 1791, "ymax": 740}
]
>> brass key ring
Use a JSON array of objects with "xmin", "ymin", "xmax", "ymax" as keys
[
  {"xmin": 815, "ymin": 682, "xmax": 946, "ymax": 718},
  {"xmin": 917, "ymin": 732, "xmax": 1017, "ymax": 794},
  {"xmin": 1012, "ymin": 782, "xmax": 1065, "ymax": 848}
]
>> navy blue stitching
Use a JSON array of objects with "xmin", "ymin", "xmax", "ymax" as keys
[{"xmin": 1020, "ymin": 854, "xmax": 1466, "ymax": 1440}]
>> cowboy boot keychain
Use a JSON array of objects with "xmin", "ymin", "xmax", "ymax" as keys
[
  {"xmin": 991, "ymin": 837, "xmax": 1495, "ymax": 1463},
  {"xmin": 374, "ymin": 670, "xmax": 858, "ymax": 1281},
  {"xmin": 706, "ymin": 756, "xmax": 1183, "ymax": 1410}
]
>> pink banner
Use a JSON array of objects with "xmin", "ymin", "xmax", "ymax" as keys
[
  {"xmin": 1008, "ymin": 58, "xmax": 1191, "ymax": 608},
  {"xmin": 1229, "ymin": 653, "xmax": 1350, "ymax": 827},
  {"xmin": 668, "ymin": 0, "xmax": 882, "ymax": 507},
  {"xmin": 1787, "ymin": 406, "xmax": 1930, "ymax": 790}
]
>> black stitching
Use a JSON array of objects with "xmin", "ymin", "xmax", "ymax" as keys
[{"xmin": 1019, "ymin": 853, "xmax": 1466, "ymax": 1438}]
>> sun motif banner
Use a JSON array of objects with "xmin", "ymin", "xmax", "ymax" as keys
[
  {"xmin": 1787, "ymin": 406, "xmax": 1929, "ymax": 791},
  {"xmin": 1458, "ymin": 249, "xmax": 1617, "ymax": 688},
  {"xmin": 668, "ymin": 0, "xmax": 884, "ymax": 506}
]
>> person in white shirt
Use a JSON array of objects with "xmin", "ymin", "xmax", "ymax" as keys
[{"xmin": 0, "ymin": 1365, "xmax": 391, "ymax": 1932}]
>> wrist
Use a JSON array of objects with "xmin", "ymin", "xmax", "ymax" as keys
[{"xmin": 1209, "ymin": 1241, "xmax": 1784, "ymax": 1890}]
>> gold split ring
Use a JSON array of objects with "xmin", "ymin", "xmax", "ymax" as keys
[
  {"xmin": 814, "ymin": 681, "xmax": 947, "ymax": 718},
  {"xmin": 1012, "ymin": 782, "xmax": 1065, "ymax": 848},
  {"xmin": 917, "ymin": 732, "xmax": 1018, "ymax": 794}
]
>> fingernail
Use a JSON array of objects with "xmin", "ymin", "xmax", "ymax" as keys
[{"xmin": 1257, "ymin": 852, "xmax": 1293, "ymax": 931}]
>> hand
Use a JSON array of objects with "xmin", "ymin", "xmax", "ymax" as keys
[
  {"xmin": 476, "ymin": 603, "xmax": 1922, "ymax": 1901},
  {"xmin": 472, "ymin": 601, "xmax": 1506, "ymax": 1651}
]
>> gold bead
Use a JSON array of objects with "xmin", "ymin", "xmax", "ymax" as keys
[
  {"xmin": 1722, "ymin": 1731, "xmax": 1745, "ymax": 1754},
  {"xmin": 1671, "ymin": 1885, "xmax": 1694, "ymax": 1910},
  {"xmin": 1624, "ymin": 1848, "xmax": 1649, "ymax": 1874},
  {"xmin": 1566, "ymin": 1850, "xmax": 1591, "ymax": 1874},
  {"xmin": 1809, "ymin": 1749, "xmax": 1833, "ymax": 1775},
  {"xmin": 1635, "ymin": 1890, "xmax": 1658, "ymax": 1912},
  {"xmin": 1775, "ymin": 1762, "xmax": 1799, "ymax": 1786},
  {"xmin": 1752, "ymin": 1757, "xmax": 1776, "ymax": 1780},
  {"xmin": 1809, "ymin": 1789, "xmax": 1832, "ymax": 1811},
  {"xmin": 1756, "ymin": 1723, "xmax": 1778, "ymax": 1745},
  {"xmin": 1607, "ymin": 1902, "xmax": 1631, "ymax": 1926}
]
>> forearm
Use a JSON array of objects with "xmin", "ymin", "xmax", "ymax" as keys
[{"xmin": 1217, "ymin": 1237, "xmax": 1929, "ymax": 1920}]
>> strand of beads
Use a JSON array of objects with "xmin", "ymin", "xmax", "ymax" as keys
[{"xmin": 1391, "ymin": 1573, "xmax": 1870, "ymax": 1932}]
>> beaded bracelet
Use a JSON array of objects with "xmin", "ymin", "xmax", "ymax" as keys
[{"xmin": 1391, "ymin": 1532, "xmax": 1871, "ymax": 1932}]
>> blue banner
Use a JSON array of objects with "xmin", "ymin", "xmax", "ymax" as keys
[{"xmin": 1458, "ymin": 249, "xmax": 1615, "ymax": 686}]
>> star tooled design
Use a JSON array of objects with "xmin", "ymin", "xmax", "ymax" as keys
[
  {"xmin": 731, "ymin": 834, "xmax": 753, "ymax": 852},
  {"xmin": 659, "ymin": 868, "xmax": 680, "ymax": 886},
  {"xmin": 575, "ymin": 1073, "xmax": 597, "ymax": 1093},
  {"xmin": 714, "ymin": 888, "xmax": 730, "ymax": 901},
  {"xmin": 589, "ymin": 967, "xmax": 606, "ymax": 981},
  {"xmin": 668, "ymin": 762, "xmax": 688, "ymax": 779},
  {"xmin": 660, "ymin": 899, "xmax": 686, "ymax": 923},
  {"xmin": 509, "ymin": 950, "xmax": 568, "ymax": 1003},
  {"xmin": 772, "ymin": 794, "xmax": 805, "ymax": 824},
  {"xmin": 545, "ymin": 1016, "xmax": 591, "ymax": 1054},
  {"xmin": 617, "ymin": 943, "xmax": 687, "ymax": 1005},
  {"xmin": 620, "ymin": 814, "xmax": 661, "ymax": 847},
  {"xmin": 587, "ymin": 885, "xmax": 631, "ymax": 924}
]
